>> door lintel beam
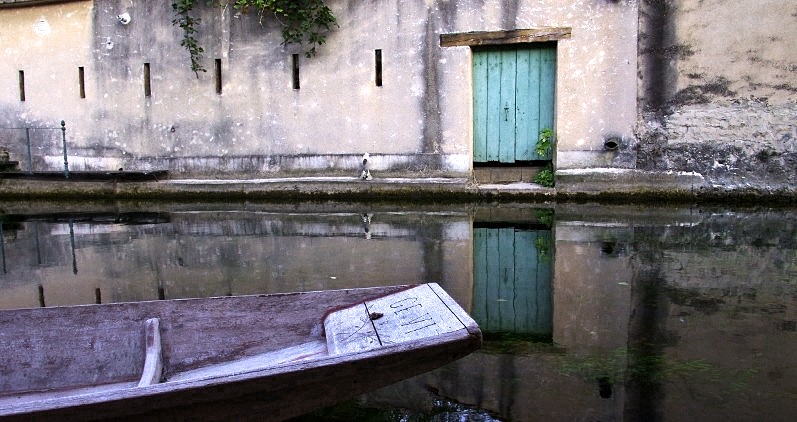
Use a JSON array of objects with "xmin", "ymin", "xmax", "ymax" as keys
[{"xmin": 440, "ymin": 27, "xmax": 572, "ymax": 48}]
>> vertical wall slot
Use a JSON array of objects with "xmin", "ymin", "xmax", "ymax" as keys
[
  {"xmin": 143, "ymin": 63, "xmax": 151, "ymax": 97},
  {"xmin": 78, "ymin": 66, "xmax": 85, "ymax": 98},
  {"xmin": 292, "ymin": 54, "xmax": 300, "ymax": 90},
  {"xmin": 375, "ymin": 49, "xmax": 383, "ymax": 87},
  {"xmin": 215, "ymin": 58, "xmax": 222, "ymax": 94},
  {"xmin": 18, "ymin": 70, "xmax": 25, "ymax": 102}
]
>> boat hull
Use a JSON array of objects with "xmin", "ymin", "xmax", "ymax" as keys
[{"xmin": 0, "ymin": 284, "xmax": 482, "ymax": 420}]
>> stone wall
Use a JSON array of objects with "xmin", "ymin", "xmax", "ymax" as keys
[
  {"xmin": 637, "ymin": 0, "xmax": 797, "ymax": 191},
  {"xmin": 4, "ymin": 0, "xmax": 791, "ymax": 190},
  {"xmin": 0, "ymin": 0, "xmax": 638, "ymax": 179}
]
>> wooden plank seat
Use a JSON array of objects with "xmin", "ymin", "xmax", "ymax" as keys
[{"xmin": 137, "ymin": 318, "xmax": 163, "ymax": 387}]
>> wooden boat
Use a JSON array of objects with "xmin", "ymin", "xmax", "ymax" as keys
[{"xmin": 0, "ymin": 283, "xmax": 481, "ymax": 421}]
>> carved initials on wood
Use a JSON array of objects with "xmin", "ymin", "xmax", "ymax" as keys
[
  {"xmin": 401, "ymin": 313, "xmax": 436, "ymax": 333},
  {"xmin": 390, "ymin": 296, "xmax": 437, "ymax": 334}
]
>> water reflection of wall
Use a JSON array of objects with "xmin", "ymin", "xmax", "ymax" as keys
[
  {"xmin": 554, "ymin": 222, "xmax": 632, "ymax": 355},
  {"xmin": 363, "ymin": 206, "xmax": 797, "ymax": 421},
  {"xmin": 359, "ymin": 207, "xmax": 634, "ymax": 420},
  {"xmin": 630, "ymin": 210, "xmax": 797, "ymax": 421},
  {"xmin": 0, "ymin": 210, "xmax": 471, "ymax": 310},
  {"xmin": 1, "ymin": 204, "xmax": 795, "ymax": 420}
]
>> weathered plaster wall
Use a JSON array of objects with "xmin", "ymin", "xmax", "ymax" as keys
[
  {"xmin": 0, "ymin": 1, "xmax": 95, "ymax": 170},
  {"xmin": 637, "ymin": 0, "xmax": 797, "ymax": 190},
  {"xmin": 541, "ymin": 0, "xmax": 639, "ymax": 170},
  {"xmin": 0, "ymin": 0, "xmax": 639, "ymax": 179}
]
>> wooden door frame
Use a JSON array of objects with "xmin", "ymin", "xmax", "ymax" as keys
[{"xmin": 440, "ymin": 28, "xmax": 571, "ymax": 169}]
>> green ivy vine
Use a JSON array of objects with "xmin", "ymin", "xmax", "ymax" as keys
[
  {"xmin": 236, "ymin": 0, "xmax": 337, "ymax": 57},
  {"xmin": 171, "ymin": 0, "xmax": 337, "ymax": 76},
  {"xmin": 172, "ymin": 0, "xmax": 206, "ymax": 76}
]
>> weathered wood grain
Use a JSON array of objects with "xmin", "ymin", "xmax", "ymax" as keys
[
  {"xmin": 440, "ymin": 27, "xmax": 572, "ymax": 47},
  {"xmin": 368, "ymin": 284, "xmax": 467, "ymax": 344},
  {"xmin": 168, "ymin": 341, "xmax": 327, "ymax": 383},
  {"xmin": 0, "ymin": 285, "xmax": 409, "ymax": 395},
  {"xmin": 324, "ymin": 284, "xmax": 477, "ymax": 354},
  {"xmin": 324, "ymin": 304, "xmax": 379, "ymax": 354}
]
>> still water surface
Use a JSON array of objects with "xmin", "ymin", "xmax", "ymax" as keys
[{"xmin": 1, "ymin": 201, "xmax": 795, "ymax": 421}]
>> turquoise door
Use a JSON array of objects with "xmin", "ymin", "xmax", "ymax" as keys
[
  {"xmin": 472, "ymin": 226, "xmax": 553, "ymax": 338},
  {"xmin": 473, "ymin": 44, "xmax": 556, "ymax": 163}
]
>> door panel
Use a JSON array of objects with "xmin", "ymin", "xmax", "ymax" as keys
[
  {"xmin": 473, "ymin": 45, "xmax": 556, "ymax": 163},
  {"xmin": 485, "ymin": 51, "xmax": 503, "ymax": 162},
  {"xmin": 498, "ymin": 51, "xmax": 517, "ymax": 163},
  {"xmin": 515, "ymin": 48, "xmax": 541, "ymax": 160},
  {"xmin": 472, "ymin": 52, "xmax": 489, "ymax": 162},
  {"xmin": 537, "ymin": 47, "xmax": 557, "ymax": 159}
]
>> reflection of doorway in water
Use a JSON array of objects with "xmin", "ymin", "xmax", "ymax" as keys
[{"xmin": 472, "ymin": 223, "xmax": 553, "ymax": 341}]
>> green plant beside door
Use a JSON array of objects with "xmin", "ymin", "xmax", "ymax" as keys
[{"xmin": 534, "ymin": 128, "xmax": 555, "ymax": 187}]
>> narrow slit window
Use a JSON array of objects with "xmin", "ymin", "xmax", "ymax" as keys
[
  {"xmin": 215, "ymin": 58, "xmax": 222, "ymax": 94},
  {"xmin": 375, "ymin": 49, "xmax": 383, "ymax": 87},
  {"xmin": 18, "ymin": 70, "xmax": 25, "ymax": 102},
  {"xmin": 78, "ymin": 66, "xmax": 85, "ymax": 98},
  {"xmin": 292, "ymin": 54, "xmax": 300, "ymax": 90},
  {"xmin": 143, "ymin": 63, "xmax": 151, "ymax": 97}
]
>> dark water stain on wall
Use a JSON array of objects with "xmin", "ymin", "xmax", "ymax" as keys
[
  {"xmin": 418, "ymin": 8, "xmax": 443, "ymax": 172},
  {"xmin": 670, "ymin": 76, "xmax": 736, "ymax": 106},
  {"xmin": 500, "ymin": 0, "xmax": 520, "ymax": 30},
  {"xmin": 636, "ymin": 0, "xmax": 677, "ymax": 171},
  {"xmin": 638, "ymin": 0, "xmax": 678, "ymax": 114}
]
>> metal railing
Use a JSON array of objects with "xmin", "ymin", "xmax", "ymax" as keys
[{"xmin": 0, "ymin": 120, "xmax": 69, "ymax": 178}]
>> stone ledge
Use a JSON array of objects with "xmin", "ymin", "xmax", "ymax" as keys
[
  {"xmin": 555, "ymin": 168, "xmax": 707, "ymax": 193},
  {"xmin": 0, "ymin": 170, "xmax": 793, "ymax": 204}
]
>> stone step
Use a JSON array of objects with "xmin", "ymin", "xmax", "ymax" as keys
[{"xmin": 473, "ymin": 166, "xmax": 546, "ymax": 184}]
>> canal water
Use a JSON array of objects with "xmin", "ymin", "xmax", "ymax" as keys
[{"xmin": 1, "ymin": 201, "xmax": 795, "ymax": 421}]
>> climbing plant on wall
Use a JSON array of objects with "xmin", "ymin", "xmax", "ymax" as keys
[
  {"xmin": 172, "ymin": 0, "xmax": 206, "ymax": 75},
  {"xmin": 172, "ymin": 0, "xmax": 337, "ymax": 75}
]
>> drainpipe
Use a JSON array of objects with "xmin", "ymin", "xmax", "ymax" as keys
[{"xmin": 61, "ymin": 120, "xmax": 69, "ymax": 178}]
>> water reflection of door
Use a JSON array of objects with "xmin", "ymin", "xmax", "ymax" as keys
[{"xmin": 472, "ymin": 225, "xmax": 553, "ymax": 339}]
